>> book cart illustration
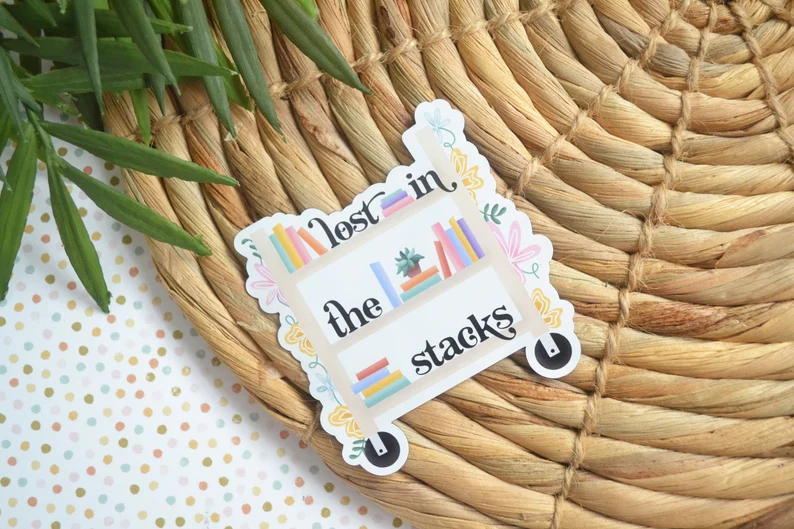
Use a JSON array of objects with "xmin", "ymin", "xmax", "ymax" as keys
[{"xmin": 239, "ymin": 111, "xmax": 580, "ymax": 475}]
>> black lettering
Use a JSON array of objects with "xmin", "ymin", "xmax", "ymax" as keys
[
  {"xmin": 323, "ymin": 301, "xmax": 348, "ymax": 338},
  {"xmin": 492, "ymin": 305, "xmax": 515, "ymax": 330},
  {"xmin": 426, "ymin": 170, "xmax": 457, "ymax": 193},
  {"xmin": 361, "ymin": 191, "xmax": 385, "ymax": 225},
  {"xmin": 362, "ymin": 298, "xmax": 382, "ymax": 320},
  {"xmin": 412, "ymin": 351, "xmax": 432, "ymax": 376},
  {"xmin": 439, "ymin": 336, "xmax": 464, "ymax": 361},
  {"xmin": 349, "ymin": 211, "xmax": 368, "ymax": 232},
  {"xmin": 457, "ymin": 325, "xmax": 479, "ymax": 349},
  {"xmin": 308, "ymin": 217, "xmax": 339, "ymax": 248}
]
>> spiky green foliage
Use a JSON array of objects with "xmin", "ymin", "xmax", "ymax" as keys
[{"xmin": 0, "ymin": 0, "xmax": 368, "ymax": 312}]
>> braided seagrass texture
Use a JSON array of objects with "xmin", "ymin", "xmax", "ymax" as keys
[{"xmin": 102, "ymin": 0, "xmax": 794, "ymax": 527}]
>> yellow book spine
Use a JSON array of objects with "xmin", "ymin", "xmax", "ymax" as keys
[
  {"xmin": 449, "ymin": 217, "xmax": 478, "ymax": 262},
  {"xmin": 273, "ymin": 223, "xmax": 304, "ymax": 269},
  {"xmin": 362, "ymin": 370, "xmax": 403, "ymax": 398}
]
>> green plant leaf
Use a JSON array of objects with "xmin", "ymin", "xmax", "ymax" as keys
[
  {"xmin": 5, "ymin": 3, "xmax": 190, "ymax": 36},
  {"xmin": 214, "ymin": 0, "xmax": 279, "ymax": 132},
  {"xmin": 26, "ymin": 0, "xmax": 58, "ymax": 27},
  {"xmin": 0, "ymin": 49, "xmax": 23, "ymax": 137},
  {"xmin": 59, "ymin": 161, "xmax": 211, "ymax": 256},
  {"xmin": 108, "ymin": 0, "xmax": 179, "ymax": 91},
  {"xmin": 294, "ymin": 0, "xmax": 318, "ymax": 19},
  {"xmin": 146, "ymin": 0, "xmax": 250, "ymax": 111},
  {"xmin": 0, "ymin": 108, "xmax": 10, "ymax": 186},
  {"xmin": 22, "ymin": 66, "xmax": 148, "ymax": 94},
  {"xmin": 259, "ymin": 0, "xmax": 368, "ymax": 93},
  {"xmin": 2, "ymin": 37, "xmax": 234, "ymax": 78},
  {"xmin": 178, "ymin": 0, "xmax": 235, "ymax": 135},
  {"xmin": 0, "ymin": 123, "xmax": 38, "ymax": 301},
  {"xmin": 0, "ymin": 5, "xmax": 39, "ymax": 47},
  {"xmin": 72, "ymin": 0, "xmax": 103, "ymax": 114},
  {"xmin": 73, "ymin": 93, "xmax": 104, "ymax": 130},
  {"xmin": 47, "ymin": 149, "xmax": 111, "ymax": 312},
  {"xmin": 130, "ymin": 88, "xmax": 151, "ymax": 145},
  {"xmin": 40, "ymin": 121, "xmax": 238, "ymax": 186},
  {"xmin": 142, "ymin": 2, "xmax": 167, "ymax": 115}
]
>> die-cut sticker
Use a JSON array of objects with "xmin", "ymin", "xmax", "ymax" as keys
[{"xmin": 235, "ymin": 100, "xmax": 580, "ymax": 475}]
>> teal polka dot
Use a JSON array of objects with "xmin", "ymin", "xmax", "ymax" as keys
[
  {"xmin": 64, "ymin": 451, "xmax": 73, "ymax": 460},
  {"xmin": 309, "ymin": 465, "xmax": 319, "ymax": 475},
  {"xmin": 134, "ymin": 246, "xmax": 144, "ymax": 256},
  {"xmin": 31, "ymin": 405, "xmax": 40, "ymax": 414},
  {"xmin": 25, "ymin": 265, "xmax": 34, "ymax": 274},
  {"xmin": 134, "ymin": 425, "xmax": 143, "ymax": 434},
  {"xmin": 87, "ymin": 418, "xmax": 96, "ymax": 426},
  {"xmin": 95, "ymin": 363, "xmax": 105, "ymax": 372},
  {"xmin": 280, "ymin": 464, "xmax": 289, "ymax": 474},
  {"xmin": 110, "ymin": 332, "xmax": 120, "ymax": 341},
  {"xmin": 273, "ymin": 481, "xmax": 282, "ymax": 490},
  {"xmin": 18, "ymin": 478, "xmax": 27, "ymax": 487},
  {"xmin": 166, "ymin": 496, "xmax": 175, "ymax": 505},
  {"xmin": 120, "ymin": 464, "xmax": 130, "ymax": 473},
  {"xmin": 111, "ymin": 222, "xmax": 121, "ymax": 232},
  {"xmin": 249, "ymin": 413, "xmax": 259, "ymax": 422},
  {"xmin": 242, "ymin": 451, "xmax": 251, "ymax": 460},
  {"xmin": 133, "ymin": 301, "xmax": 143, "ymax": 310},
  {"xmin": 0, "ymin": 366, "xmax": 5, "ymax": 375},
  {"xmin": 98, "ymin": 494, "xmax": 107, "ymax": 504},
  {"xmin": 75, "ymin": 148, "xmax": 84, "ymax": 156},
  {"xmin": 76, "ymin": 362, "xmax": 86, "ymax": 372},
  {"xmin": 189, "ymin": 329, "xmax": 198, "ymax": 337},
  {"xmin": 100, "ymin": 385, "xmax": 110, "ymax": 394},
  {"xmin": 59, "ymin": 375, "xmax": 69, "ymax": 384},
  {"xmin": 216, "ymin": 419, "xmax": 224, "ymax": 428},
  {"xmin": 196, "ymin": 350, "xmax": 206, "ymax": 359},
  {"xmin": 52, "ymin": 313, "xmax": 61, "ymax": 322},
  {"xmin": 23, "ymin": 342, "xmax": 33, "ymax": 351},
  {"xmin": 1, "ymin": 440, "xmax": 10, "ymax": 449},
  {"xmin": 179, "ymin": 457, "xmax": 188, "ymax": 467},
  {"xmin": 142, "ymin": 345, "xmax": 151, "ymax": 354},
  {"xmin": 162, "ymin": 366, "xmax": 171, "ymax": 375},
  {"xmin": 223, "ymin": 493, "xmax": 233, "ymax": 502},
  {"xmin": 59, "ymin": 113, "xmax": 69, "ymax": 121},
  {"xmin": 114, "ymin": 503, "xmax": 124, "ymax": 513},
  {"xmin": 313, "ymin": 524, "xmax": 322, "ymax": 529}
]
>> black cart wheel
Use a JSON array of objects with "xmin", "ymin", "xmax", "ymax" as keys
[
  {"xmin": 533, "ymin": 333, "xmax": 573, "ymax": 372},
  {"xmin": 364, "ymin": 431, "xmax": 402, "ymax": 469}
]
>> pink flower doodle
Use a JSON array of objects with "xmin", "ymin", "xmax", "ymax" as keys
[
  {"xmin": 248, "ymin": 263, "xmax": 286, "ymax": 306},
  {"xmin": 489, "ymin": 221, "xmax": 541, "ymax": 284}
]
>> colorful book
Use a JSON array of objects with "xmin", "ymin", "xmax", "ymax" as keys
[
  {"xmin": 269, "ymin": 234, "xmax": 296, "ymax": 273},
  {"xmin": 399, "ymin": 274, "xmax": 441, "ymax": 302},
  {"xmin": 273, "ymin": 223, "xmax": 303, "ymax": 270},
  {"xmin": 434, "ymin": 240, "xmax": 451, "ymax": 279},
  {"xmin": 356, "ymin": 358, "xmax": 389, "ymax": 380},
  {"xmin": 400, "ymin": 266, "xmax": 439, "ymax": 292},
  {"xmin": 370, "ymin": 262, "xmax": 402, "ymax": 309},
  {"xmin": 298, "ymin": 227, "xmax": 327, "ymax": 256},
  {"xmin": 350, "ymin": 367, "xmax": 391, "ymax": 394},
  {"xmin": 362, "ymin": 370, "xmax": 404, "ymax": 398},
  {"xmin": 382, "ymin": 195, "xmax": 415, "ymax": 217},
  {"xmin": 286, "ymin": 226, "xmax": 311, "ymax": 265},
  {"xmin": 446, "ymin": 228, "xmax": 472, "ymax": 267},
  {"xmin": 449, "ymin": 217, "xmax": 478, "ymax": 262},
  {"xmin": 457, "ymin": 219, "xmax": 484, "ymax": 259},
  {"xmin": 380, "ymin": 189, "xmax": 408, "ymax": 209},
  {"xmin": 431, "ymin": 223, "xmax": 464, "ymax": 272},
  {"xmin": 364, "ymin": 377, "xmax": 411, "ymax": 408}
]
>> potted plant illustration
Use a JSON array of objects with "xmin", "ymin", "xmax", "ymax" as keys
[{"xmin": 395, "ymin": 248, "xmax": 425, "ymax": 278}]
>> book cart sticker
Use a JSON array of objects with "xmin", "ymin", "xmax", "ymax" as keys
[{"xmin": 235, "ymin": 100, "xmax": 580, "ymax": 475}]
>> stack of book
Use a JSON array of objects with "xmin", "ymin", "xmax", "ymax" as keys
[
  {"xmin": 380, "ymin": 188, "xmax": 415, "ymax": 217},
  {"xmin": 350, "ymin": 358, "xmax": 411, "ymax": 408},
  {"xmin": 269, "ymin": 223, "xmax": 328, "ymax": 273}
]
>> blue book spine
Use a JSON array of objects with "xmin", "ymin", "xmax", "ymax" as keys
[
  {"xmin": 370, "ymin": 262, "xmax": 402, "ymax": 309},
  {"xmin": 350, "ymin": 367, "xmax": 391, "ymax": 394},
  {"xmin": 269, "ymin": 234, "xmax": 296, "ymax": 273},
  {"xmin": 445, "ymin": 228, "xmax": 473, "ymax": 267}
]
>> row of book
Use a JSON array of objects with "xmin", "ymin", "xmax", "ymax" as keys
[
  {"xmin": 350, "ymin": 358, "xmax": 411, "ymax": 409},
  {"xmin": 369, "ymin": 217, "xmax": 484, "ymax": 310},
  {"xmin": 269, "ymin": 223, "xmax": 328, "ymax": 273}
]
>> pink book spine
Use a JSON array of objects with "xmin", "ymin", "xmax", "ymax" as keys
[
  {"xmin": 431, "ymin": 223, "xmax": 464, "ymax": 272},
  {"xmin": 286, "ymin": 226, "xmax": 312, "ymax": 265}
]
